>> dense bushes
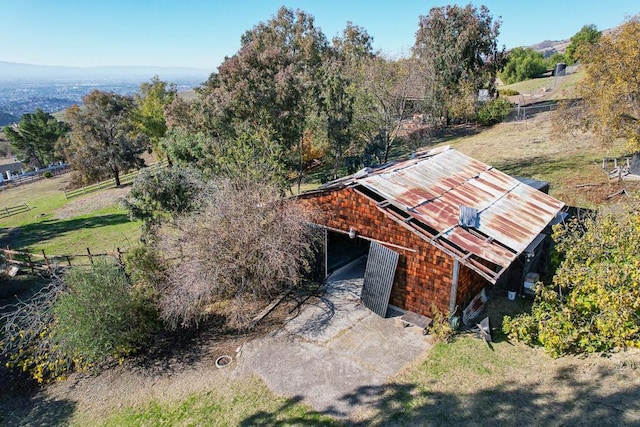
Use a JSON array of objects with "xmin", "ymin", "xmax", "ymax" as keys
[
  {"xmin": 476, "ymin": 98, "xmax": 513, "ymax": 126},
  {"xmin": 0, "ymin": 260, "xmax": 157, "ymax": 382},
  {"xmin": 499, "ymin": 47, "xmax": 549, "ymax": 84},
  {"xmin": 503, "ymin": 208, "xmax": 640, "ymax": 356},
  {"xmin": 152, "ymin": 178, "xmax": 319, "ymax": 329},
  {"xmin": 498, "ymin": 88, "xmax": 519, "ymax": 96}
]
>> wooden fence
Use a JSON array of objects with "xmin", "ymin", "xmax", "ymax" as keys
[
  {"xmin": 0, "ymin": 203, "xmax": 31, "ymax": 219},
  {"xmin": 63, "ymin": 162, "xmax": 165, "ymax": 199},
  {"xmin": 1, "ymin": 247, "xmax": 125, "ymax": 276}
]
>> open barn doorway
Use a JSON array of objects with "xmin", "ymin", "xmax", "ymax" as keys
[{"xmin": 325, "ymin": 229, "xmax": 370, "ymax": 277}]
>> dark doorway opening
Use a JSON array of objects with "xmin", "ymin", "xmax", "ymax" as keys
[{"xmin": 326, "ymin": 230, "xmax": 370, "ymax": 276}]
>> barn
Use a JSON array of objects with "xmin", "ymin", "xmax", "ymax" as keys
[{"xmin": 297, "ymin": 146, "xmax": 565, "ymax": 322}]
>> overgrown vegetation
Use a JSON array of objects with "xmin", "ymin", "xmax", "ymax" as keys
[
  {"xmin": 554, "ymin": 16, "xmax": 640, "ymax": 150},
  {"xmin": 151, "ymin": 178, "xmax": 318, "ymax": 329},
  {"xmin": 476, "ymin": 98, "xmax": 513, "ymax": 125},
  {"xmin": 0, "ymin": 260, "xmax": 156, "ymax": 382},
  {"xmin": 503, "ymin": 205, "xmax": 640, "ymax": 356}
]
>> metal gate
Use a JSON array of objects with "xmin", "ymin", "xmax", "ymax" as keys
[{"xmin": 361, "ymin": 242, "xmax": 399, "ymax": 317}]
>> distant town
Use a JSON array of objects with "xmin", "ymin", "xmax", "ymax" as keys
[{"xmin": 0, "ymin": 77, "xmax": 205, "ymax": 126}]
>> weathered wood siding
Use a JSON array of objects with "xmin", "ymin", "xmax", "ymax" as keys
[{"xmin": 298, "ymin": 187, "xmax": 481, "ymax": 318}]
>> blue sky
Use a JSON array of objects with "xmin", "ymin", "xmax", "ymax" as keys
[{"xmin": 1, "ymin": 1, "xmax": 638, "ymax": 71}]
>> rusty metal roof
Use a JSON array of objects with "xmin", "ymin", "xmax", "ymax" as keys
[{"xmin": 318, "ymin": 146, "xmax": 565, "ymax": 283}]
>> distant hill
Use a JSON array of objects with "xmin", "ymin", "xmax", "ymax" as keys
[
  {"xmin": 528, "ymin": 39, "xmax": 570, "ymax": 58},
  {"xmin": 0, "ymin": 61, "xmax": 211, "ymax": 81}
]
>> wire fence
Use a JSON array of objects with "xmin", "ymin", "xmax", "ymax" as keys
[{"xmin": 1, "ymin": 247, "xmax": 125, "ymax": 276}]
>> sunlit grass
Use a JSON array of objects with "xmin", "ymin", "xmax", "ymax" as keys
[{"xmin": 93, "ymin": 376, "xmax": 339, "ymax": 427}]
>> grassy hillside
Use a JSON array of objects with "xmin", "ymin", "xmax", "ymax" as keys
[
  {"xmin": 0, "ymin": 174, "xmax": 141, "ymax": 255},
  {"xmin": 433, "ymin": 109, "xmax": 629, "ymax": 208}
]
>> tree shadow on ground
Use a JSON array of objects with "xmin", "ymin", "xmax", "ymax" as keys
[
  {"xmin": 241, "ymin": 363, "xmax": 640, "ymax": 426},
  {"xmin": 0, "ymin": 213, "xmax": 131, "ymax": 250},
  {"xmin": 127, "ymin": 314, "xmax": 247, "ymax": 375},
  {"xmin": 0, "ymin": 364, "xmax": 76, "ymax": 427}
]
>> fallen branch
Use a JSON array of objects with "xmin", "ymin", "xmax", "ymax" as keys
[{"xmin": 606, "ymin": 188, "xmax": 628, "ymax": 199}]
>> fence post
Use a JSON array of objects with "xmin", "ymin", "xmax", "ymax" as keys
[
  {"xmin": 117, "ymin": 247, "xmax": 123, "ymax": 265},
  {"xmin": 42, "ymin": 249, "xmax": 53, "ymax": 275},
  {"xmin": 65, "ymin": 255, "xmax": 72, "ymax": 267},
  {"xmin": 86, "ymin": 247, "xmax": 93, "ymax": 265},
  {"xmin": 26, "ymin": 251, "xmax": 35, "ymax": 274},
  {"xmin": 24, "ymin": 202, "xmax": 30, "ymax": 211}
]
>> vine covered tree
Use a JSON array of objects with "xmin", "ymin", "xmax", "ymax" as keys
[
  {"xmin": 64, "ymin": 90, "xmax": 150, "ymax": 186},
  {"xmin": 3, "ymin": 108, "xmax": 69, "ymax": 168},
  {"xmin": 413, "ymin": 4, "xmax": 504, "ymax": 126}
]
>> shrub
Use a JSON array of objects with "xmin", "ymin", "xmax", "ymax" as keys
[
  {"xmin": 122, "ymin": 166, "xmax": 205, "ymax": 230},
  {"xmin": 153, "ymin": 178, "xmax": 319, "ymax": 329},
  {"xmin": 53, "ymin": 260, "xmax": 158, "ymax": 365},
  {"xmin": 427, "ymin": 306, "xmax": 456, "ymax": 343},
  {"xmin": 42, "ymin": 171, "xmax": 53, "ymax": 178},
  {"xmin": 498, "ymin": 88, "xmax": 519, "ymax": 96},
  {"xmin": 503, "ymin": 209, "xmax": 640, "ymax": 356},
  {"xmin": 499, "ymin": 47, "xmax": 548, "ymax": 84},
  {"xmin": 1, "ymin": 260, "xmax": 158, "ymax": 383},
  {"xmin": 477, "ymin": 98, "xmax": 513, "ymax": 126}
]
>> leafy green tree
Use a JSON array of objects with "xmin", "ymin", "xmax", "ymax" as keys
[
  {"xmin": 504, "ymin": 207, "xmax": 640, "ymax": 356},
  {"xmin": 197, "ymin": 7, "xmax": 329, "ymax": 189},
  {"xmin": 565, "ymin": 24, "xmax": 601, "ymax": 64},
  {"xmin": 134, "ymin": 76, "xmax": 177, "ymax": 164},
  {"xmin": 413, "ymin": 4, "xmax": 504, "ymax": 125},
  {"xmin": 64, "ymin": 90, "xmax": 149, "ymax": 186},
  {"xmin": 499, "ymin": 47, "xmax": 548, "ymax": 84},
  {"xmin": 3, "ymin": 108, "xmax": 69, "ymax": 168}
]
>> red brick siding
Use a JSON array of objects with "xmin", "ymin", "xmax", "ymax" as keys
[{"xmin": 298, "ymin": 187, "xmax": 461, "ymax": 317}]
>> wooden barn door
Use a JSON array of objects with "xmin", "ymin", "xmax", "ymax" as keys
[{"xmin": 361, "ymin": 242, "xmax": 399, "ymax": 317}]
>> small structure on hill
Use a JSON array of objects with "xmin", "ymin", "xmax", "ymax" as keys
[{"xmin": 297, "ymin": 146, "xmax": 565, "ymax": 322}]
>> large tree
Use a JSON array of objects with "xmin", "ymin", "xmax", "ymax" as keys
[
  {"xmin": 3, "ymin": 108, "xmax": 69, "ymax": 168},
  {"xmin": 555, "ymin": 17, "xmax": 640, "ymax": 149},
  {"xmin": 134, "ymin": 76, "xmax": 177, "ymax": 164},
  {"xmin": 64, "ymin": 90, "xmax": 149, "ymax": 186},
  {"xmin": 413, "ymin": 4, "xmax": 503, "ymax": 126},
  {"xmin": 196, "ymin": 7, "xmax": 330, "ymax": 189}
]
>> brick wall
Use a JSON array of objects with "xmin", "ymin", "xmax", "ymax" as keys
[{"xmin": 298, "ymin": 187, "xmax": 468, "ymax": 318}]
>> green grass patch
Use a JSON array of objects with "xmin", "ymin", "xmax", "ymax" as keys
[
  {"xmin": 422, "ymin": 338, "xmax": 508, "ymax": 380},
  {"xmin": 0, "ymin": 174, "xmax": 141, "ymax": 254},
  {"xmin": 96, "ymin": 377, "xmax": 339, "ymax": 427}
]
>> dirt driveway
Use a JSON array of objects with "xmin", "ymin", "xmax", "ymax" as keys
[{"xmin": 236, "ymin": 256, "xmax": 432, "ymax": 418}]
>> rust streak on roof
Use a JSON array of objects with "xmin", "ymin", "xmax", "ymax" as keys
[{"xmin": 306, "ymin": 146, "xmax": 565, "ymax": 282}]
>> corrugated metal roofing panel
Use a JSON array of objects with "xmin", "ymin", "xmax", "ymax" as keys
[{"xmin": 357, "ymin": 147, "xmax": 565, "ymax": 271}]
